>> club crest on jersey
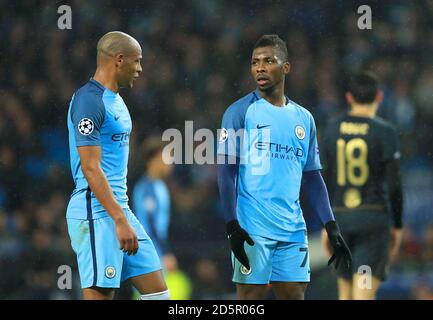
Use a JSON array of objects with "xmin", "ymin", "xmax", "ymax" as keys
[
  {"xmin": 295, "ymin": 125, "xmax": 305, "ymax": 140},
  {"xmin": 78, "ymin": 118, "xmax": 94, "ymax": 135},
  {"xmin": 144, "ymin": 196, "xmax": 157, "ymax": 213},
  {"xmin": 105, "ymin": 266, "xmax": 116, "ymax": 279},
  {"xmin": 219, "ymin": 128, "xmax": 228, "ymax": 144},
  {"xmin": 240, "ymin": 265, "xmax": 252, "ymax": 275}
]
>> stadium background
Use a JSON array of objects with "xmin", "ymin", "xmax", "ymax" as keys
[{"xmin": 0, "ymin": 0, "xmax": 432, "ymax": 299}]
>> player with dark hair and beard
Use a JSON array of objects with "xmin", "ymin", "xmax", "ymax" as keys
[{"xmin": 321, "ymin": 72, "xmax": 404, "ymax": 300}]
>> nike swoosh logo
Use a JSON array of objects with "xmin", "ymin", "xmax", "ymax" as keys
[
  {"xmin": 114, "ymin": 115, "xmax": 120, "ymax": 121},
  {"xmin": 256, "ymin": 124, "xmax": 271, "ymax": 129}
]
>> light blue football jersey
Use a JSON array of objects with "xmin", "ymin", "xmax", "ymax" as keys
[
  {"xmin": 132, "ymin": 176, "xmax": 171, "ymax": 257},
  {"xmin": 66, "ymin": 78, "xmax": 132, "ymax": 219},
  {"xmin": 217, "ymin": 89, "xmax": 321, "ymax": 242}
]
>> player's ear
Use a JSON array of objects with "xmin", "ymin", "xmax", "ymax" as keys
[
  {"xmin": 375, "ymin": 90, "xmax": 383, "ymax": 104},
  {"xmin": 115, "ymin": 53, "xmax": 124, "ymax": 67},
  {"xmin": 283, "ymin": 62, "xmax": 290, "ymax": 75}
]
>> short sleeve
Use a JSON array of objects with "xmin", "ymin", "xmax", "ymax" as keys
[
  {"xmin": 303, "ymin": 113, "xmax": 322, "ymax": 172},
  {"xmin": 382, "ymin": 125, "xmax": 400, "ymax": 162},
  {"xmin": 70, "ymin": 92, "xmax": 106, "ymax": 147},
  {"xmin": 318, "ymin": 123, "xmax": 333, "ymax": 171},
  {"xmin": 217, "ymin": 106, "xmax": 245, "ymax": 158}
]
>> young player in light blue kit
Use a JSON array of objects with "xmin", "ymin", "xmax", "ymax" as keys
[
  {"xmin": 217, "ymin": 35, "xmax": 352, "ymax": 299},
  {"xmin": 66, "ymin": 31, "xmax": 168, "ymax": 300},
  {"xmin": 132, "ymin": 136, "xmax": 178, "ymax": 271}
]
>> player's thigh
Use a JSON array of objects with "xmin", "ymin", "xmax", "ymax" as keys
[
  {"xmin": 337, "ymin": 278, "xmax": 353, "ymax": 300},
  {"xmin": 271, "ymin": 282, "xmax": 308, "ymax": 300},
  {"xmin": 352, "ymin": 274, "xmax": 381, "ymax": 300},
  {"xmin": 67, "ymin": 217, "xmax": 123, "ymax": 290},
  {"xmin": 232, "ymin": 235, "xmax": 276, "ymax": 285},
  {"xmin": 120, "ymin": 208, "xmax": 164, "ymax": 290},
  {"xmin": 236, "ymin": 284, "xmax": 269, "ymax": 300},
  {"xmin": 270, "ymin": 242, "xmax": 310, "ymax": 283},
  {"xmin": 352, "ymin": 228, "xmax": 390, "ymax": 281}
]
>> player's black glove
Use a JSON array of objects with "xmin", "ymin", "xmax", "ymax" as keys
[
  {"xmin": 226, "ymin": 220, "xmax": 255, "ymax": 270},
  {"xmin": 325, "ymin": 220, "xmax": 352, "ymax": 270}
]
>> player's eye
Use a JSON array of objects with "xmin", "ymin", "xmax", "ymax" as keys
[
  {"xmin": 251, "ymin": 61, "xmax": 258, "ymax": 66},
  {"xmin": 267, "ymin": 59, "xmax": 274, "ymax": 64}
]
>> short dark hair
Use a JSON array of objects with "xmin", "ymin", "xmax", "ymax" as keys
[
  {"xmin": 348, "ymin": 72, "xmax": 379, "ymax": 103},
  {"xmin": 253, "ymin": 34, "xmax": 289, "ymax": 63}
]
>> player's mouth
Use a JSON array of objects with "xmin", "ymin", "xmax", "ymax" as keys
[{"xmin": 256, "ymin": 75, "xmax": 270, "ymax": 86}]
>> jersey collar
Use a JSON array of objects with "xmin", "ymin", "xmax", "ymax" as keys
[
  {"xmin": 254, "ymin": 88, "xmax": 290, "ymax": 106},
  {"xmin": 89, "ymin": 78, "xmax": 119, "ymax": 96},
  {"xmin": 89, "ymin": 78, "xmax": 106, "ymax": 91}
]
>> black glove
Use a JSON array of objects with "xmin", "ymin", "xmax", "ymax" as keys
[
  {"xmin": 325, "ymin": 220, "xmax": 352, "ymax": 270},
  {"xmin": 226, "ymin": 220, "xmax": 255, "ymax": 270}
]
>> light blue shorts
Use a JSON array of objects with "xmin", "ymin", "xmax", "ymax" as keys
[
  {"xmin": 67, "ymin": 208, "xmax": 162, "ymax": 288},
  {"xmin": 232, "ymin": 235, "xmax": 310, "ymax": 284}
]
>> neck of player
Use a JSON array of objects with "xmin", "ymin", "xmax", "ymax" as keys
[
  {"xmin": 260, "ymin": 84, "xmax": 286, "ymax": 107},
  {"xmin": 93, "ymin": 68, "xmax": 119, "ymax": 93},
  {"xmin": 147, "ymin": 164, "xmax": 163, "ymax": 180},
  {"xmin": 349, "ymin": 103, "xmax": 378, "ymax": 118}
]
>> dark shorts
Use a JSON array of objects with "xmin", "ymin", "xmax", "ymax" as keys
[{"xmin": 334, "ymin": 210, "xmax": 390, "ymax": 281}]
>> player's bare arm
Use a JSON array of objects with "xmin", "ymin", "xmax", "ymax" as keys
[{"xmin": 78, "ymin": 145, "xmax": 138, "ymax": 256}]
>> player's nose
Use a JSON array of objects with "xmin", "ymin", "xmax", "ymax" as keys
[{"xmin": 256, "ymin": 61, "xmax": 266, "ymax": 72}]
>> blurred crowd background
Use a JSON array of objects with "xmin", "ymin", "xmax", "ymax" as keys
[{"xmin": 0, "ymin": 0, "xmax": 432, "ymax": 299}]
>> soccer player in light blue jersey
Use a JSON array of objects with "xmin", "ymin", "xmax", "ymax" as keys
[
  {"xmin": 217, "ymin": 35, "xmax": 352, "ymax": 299},
  {"xmin": 66, "ymin": 31, "xmax": 168, "ymax": 300},
  {"xmin": 132, "ymin": 136, "xmax": 178, "ymax": 271}
]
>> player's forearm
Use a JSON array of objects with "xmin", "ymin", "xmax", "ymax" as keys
[
  {"xmin": 386, "ymin": 160, "xmax": 403, "ymax": 229},
  {"xmin": 302, "ymin": 170, "xmax": 335, "ymax": 225},
  {"xmin": 82, "ymin": 166, "xmax": 126, "ymax": 222},
  {"xmin": 217, "ymin": 155, "xmax": 239, "ymax": 223}
]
